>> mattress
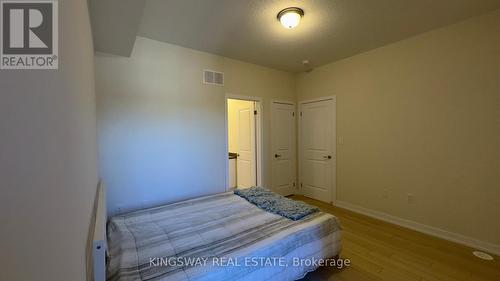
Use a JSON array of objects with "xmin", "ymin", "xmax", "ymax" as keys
[{"xmin": 107, "ymin": 192, "xmax": 342, "ymax": 281}]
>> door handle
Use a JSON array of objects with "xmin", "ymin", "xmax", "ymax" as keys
[
  {"xmin": 274, "ymin": 154, "xmax": 282, "ymax": 158},
  {"xmin": 323, "ymin": 155, "xmax": 332, "ymax": 159}
]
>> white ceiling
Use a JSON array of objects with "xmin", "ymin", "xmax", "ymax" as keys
[
  {"xmin": 89, "ymin": 0, "xmax": 146, "ymax": 57},
  {"xmin": 91, "ymin": 0, "xmax": 500, "ymax": 72}
]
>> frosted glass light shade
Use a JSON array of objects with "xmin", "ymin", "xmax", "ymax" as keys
[{"xmin": 278, "ymin": 8, "xmax": 304, "ymax": 29}]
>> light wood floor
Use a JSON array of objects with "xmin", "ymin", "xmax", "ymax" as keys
[{"xmin": 290, "ymin": 195, "xmax": 500, "ymax": 281}]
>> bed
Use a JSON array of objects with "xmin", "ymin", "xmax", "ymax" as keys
[{"xmin": 106, "ymin": 191, "xmax": 342, "ymax": 281}]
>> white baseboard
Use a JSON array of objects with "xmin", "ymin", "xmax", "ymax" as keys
[{"xmin": 334, "ymin": 200, "xmax": 500, "ymax": 256}]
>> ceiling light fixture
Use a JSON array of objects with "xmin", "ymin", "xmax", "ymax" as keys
[{"xmin": 277, "ymin": 7, "xmax": 304, "ymax": 29}]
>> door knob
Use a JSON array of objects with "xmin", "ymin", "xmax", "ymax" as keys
[
  {"xmin": 323, "ymin": 155, "xmax": 332, "ymax": 159},
  {"xmin": 275, "ymin": 154, "xmax": 282, "ymax": 158}
]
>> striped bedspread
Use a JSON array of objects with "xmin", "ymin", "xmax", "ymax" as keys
[{"xmin": 107, "ymin": 192, "xmax": 341, "ymax": 281}]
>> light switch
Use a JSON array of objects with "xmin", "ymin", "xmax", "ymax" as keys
[
  {"xmin": 407, "ymin": 194, "xmax": 416, "ymax": 205},
  {"xmin": 382, "ymin": 189, "xmax": 389, "ymax": 199}
]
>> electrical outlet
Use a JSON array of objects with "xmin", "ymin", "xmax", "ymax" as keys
[
  {"xmin": 407, "ymin": 194, "xmax": 416, "ymax": 205},
  {"xmin": 141, "ymin": 199, "xmax": 152, "ymax": 209},
  {"xmin": 116, "ymin": 204, "xmax": 125, "ymax": 214},
  {"xmin": 382, "ymin": 189, "xmax": 389, "ymax": 199}
]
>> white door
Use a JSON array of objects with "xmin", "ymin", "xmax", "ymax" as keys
[
  {"xmin": 237, "ymin": 102, "xmax": 256, "ymax": 188},
  {"xmin": 271, "ymin": 102, "xmax": 296, "ymax": 196},
  {"xmin": 299, "ymin": 98, "xmax": 336, "ymax": 203}
]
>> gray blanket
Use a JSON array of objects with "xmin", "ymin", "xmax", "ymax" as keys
[
  {"xmin": 234, "ymin": 187, "xmax": 319, "ymax": 220},
  {"xmin": 107, "ymin": 192, "xmax": 341, "ymax": 281}
]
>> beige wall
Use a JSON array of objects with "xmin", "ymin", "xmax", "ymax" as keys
[
  {"xmin": 97, "ymin": 11, "xmax": 499, "ymax": 252},
  {"xmin": 96, "ymin": 37, "xmax": 295, "ymax": 215},
  {"xmin": 0, "ymin": 1, "xmax": 99, "ymax": 280},
  {"xmin": 296, "ymin": 10, "xmax": 500, "ymax": 248}
]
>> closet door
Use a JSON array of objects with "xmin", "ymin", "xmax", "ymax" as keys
[
  {"xmin": 299, "ymin": 98, "xmax": 336, "ymax": 203},
  {"xmin": 271, "ymin": 102, "xmax": 296, "ymax": 196}
]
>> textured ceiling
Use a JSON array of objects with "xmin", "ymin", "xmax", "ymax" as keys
[{"xmin": 92, "ymin": 0, "xmax": 500, "ymax": 72}]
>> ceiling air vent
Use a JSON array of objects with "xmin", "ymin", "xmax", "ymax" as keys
[{"xmin": 203, "ymin": 69, "xmax": 224, "ymax": 86}]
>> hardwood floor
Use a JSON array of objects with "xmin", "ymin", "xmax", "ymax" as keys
[{"xmin": 290, "ymin": 195, "xmax": 500, "ymax": 281}]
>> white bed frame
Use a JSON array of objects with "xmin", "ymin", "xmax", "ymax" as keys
[{"xmin": 87, "ymin": 182, "xmax": 107, "ymax": 281}]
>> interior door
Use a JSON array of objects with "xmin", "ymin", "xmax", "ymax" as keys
[
  {"xmin": 300, "ymin": 98, "xmax": 336, "ymax": 203},
  {"xmin": 271, "ymin": 102, "xmax": 296, "ymax": 196},
  {"xmin": 237, "ymin": 102, "xmax": 256, "ymax": 188}
]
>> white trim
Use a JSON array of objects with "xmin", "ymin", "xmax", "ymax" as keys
[
  {"xmin": 271, "ymin": 99, "xmax": 295, "ymax": 106},
  {"xmin": 300, "ymin": 96, "xmax": 336, "ymax": 105},
  {"xmin": 298, "ymin": 96, "xmax": 337, "ymax": 203},
  {"xmin": 255, "ymin": 101, "xmax": 263, "ymax": 187},
  {"xmin": 224, "ymin": 98, "xmax": 230, "ymax": 190},
  {"xmin": 334, "ymin": 200, "xmax": 500, "ymax": 256},
  {"xmin": 226, "ymin": 94, "xmax": 262, "ymax": 102},
  {"xmin": 87, "ymin": 182, "xmax": 106, "ymax": 281},
  {"xmin": 225, "ymin": 94, "xmax": 263, "ymax": 190}
]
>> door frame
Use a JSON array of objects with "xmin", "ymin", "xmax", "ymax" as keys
[
  {"xmin": 298, "ymin": 96, "xmax": 337, "ymax": 203},
  {"xmin": 225, "ymin": 94, "xmax": 263, "ymax": 190},
  {"xmin": 270, "ymin": 99, "xmax": 297, "ymax": 194}
]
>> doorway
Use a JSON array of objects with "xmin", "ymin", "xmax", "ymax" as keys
[
  {"xmin": 299, "ymin": 97, "xmax": 337, "ymax": 203},
  {"xmin": 226, "ymin": 96, "xmax": 262, "ymax": 190}
]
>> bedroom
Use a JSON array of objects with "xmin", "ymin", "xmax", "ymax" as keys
[{"xmin": 1, "ymin": 0, "xmax": 499, "ymax": 281}]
